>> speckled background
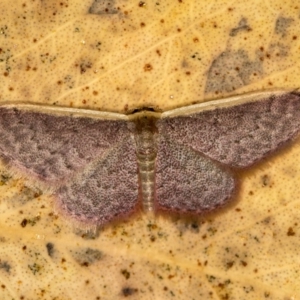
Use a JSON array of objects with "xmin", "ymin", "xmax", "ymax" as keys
[{"xmin": 0, "ymin": 1, "xmax": 300, "ymax": 299}]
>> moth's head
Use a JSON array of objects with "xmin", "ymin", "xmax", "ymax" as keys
[{"xmin": 126, "ymin": 106, "xmax": 162, "ymax": 124}]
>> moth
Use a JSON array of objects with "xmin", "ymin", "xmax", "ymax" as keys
[{"xmin": 0, "ymin": 91, "xmax": 299, "ymax": 227}]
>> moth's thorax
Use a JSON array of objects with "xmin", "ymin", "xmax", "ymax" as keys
[{"xmin": 134, "ymin": 117, "xmax": 157, "ymax": 212}]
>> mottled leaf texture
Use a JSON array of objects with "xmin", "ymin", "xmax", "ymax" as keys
[{"xmin": 0, "ymin": 92, "xmax": 299, "ymax": 226}]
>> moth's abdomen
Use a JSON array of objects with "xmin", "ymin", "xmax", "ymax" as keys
[{"xmin": 134, "ymin": 118, "xmax": 157, "ymax": 212}]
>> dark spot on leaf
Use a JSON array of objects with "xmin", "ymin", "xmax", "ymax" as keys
[
  {"xmin": 13, "ymin": 186, "xmax": 42, "ymax": 206},
  {"xmin": 73, "ymin": 227, "xmax": 100, "ymax": 240},
  {"xmin": 0, "ymin": 173, "xmax": 11, "ymax": 185},
  {"xmin": 46, "ymin": 242, "xmax": 55, "ymax": 257},
  {"xmin": 28, "ymin": 263, "xmax": 41, "ymax": 275},
  {"xmin": 122, "ymin": 287, "xmax": 138, "ymax": 297},
  {"xmin": 0, "ymin": 261, "xmax": 11, "ymax": 273},
  {"xmin": 261, "ymin": 174, "xmax": 271, "ymax": 187},
  {"xmin": 121, "ymin": 269, "xmax": 130, "ymax": 279},
  {"xmin": 21, "ymin": 218, "xmax": 27, "ymax": 227},
  {"xmin": 241, "ymin": 260, "xmax": 247, "ymax": 267},
  {"xmin": 80, "ymin": 61, "xmax": 92, "ymax": 74},
  {"xmin": 205, "ymin": 49, "xmax": 262, "ymax": 94},
  {"xmin": 144, "ymin": 64, "xmax": 153, "ymax": 72},
  {"xmin": 287, "ymin": 227, "xmax": 295, "ymax": 236},
  {"xmin": 150, "ymin": 235, "xmax": 156, "ymax": 242},
  {"xmin": 88, "ymin": 0, "xmax": 118, "ymax": 15},
  {"xmin": 230, "ymin": 18, "xmax": 252, "ymax": 36},
  {"xmin": 275, "ymin": 16, "xmax": 294, "ymax": 37},
  {"xmin": 71, "ymin": 248, "xmax": 103, "ymax": 266},
  {"xmin": 190, "ymin": 222, "xmax": 199, "ymax": 233},
  {"xmin": 226, "ymin": 261, "xmax": 234, "ymax": 269}
]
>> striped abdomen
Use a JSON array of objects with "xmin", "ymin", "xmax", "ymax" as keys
[{"xmin": 134, "ymin": 118, "xmax": 157, "ymax": 212}]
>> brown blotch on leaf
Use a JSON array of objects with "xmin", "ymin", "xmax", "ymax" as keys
[
  {"xmin": 80, "ymin": 61, "xmax": 92, "ymax": 74},
  {"xmin": 121, "ymin": 269, "xmax": 130, "ymax": 279},
  {"xmin": 150, "ymin": 235, "xmax": 156, "ymax": 242},
  {"xmin": 287, "ymin": 227, "xmax": 295, "ymax": 236},
  {"xmin": 241, "ymin": 260, "xmax": 247, "ymax": 267},
  {"xmin": 21, "ymin": 219, "xmax": 27, "ymax": 227},
  {"xmin": 122, "ymin": 287, "xmax": 138, "ymax": 297},
  {"xmin": 226, "ymin": 261, "xmax": 234, "ymax": 269},
  {"xmin": 144, "ymin": 63, "xmax": 153, "ymax": 72},
  {"xmin": 261, "ymin": 174, "xmax": 271, "ymax": 187}
]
